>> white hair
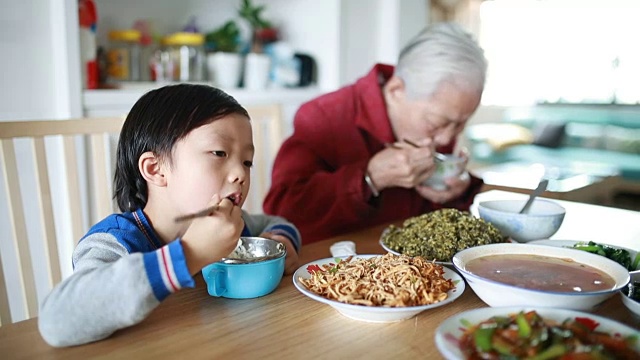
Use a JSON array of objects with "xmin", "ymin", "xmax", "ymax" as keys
[{"xmin": 395, "ymin": 22, "xmax": 487, "ymax": 100}]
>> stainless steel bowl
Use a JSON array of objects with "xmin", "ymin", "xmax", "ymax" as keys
[{"xmin": 222, "ymin": 237, "xmax": 286, "ymax": 264}]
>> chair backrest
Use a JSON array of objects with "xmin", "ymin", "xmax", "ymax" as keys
[
  {"xmin": 244, "ymin": 104, "xmax": 285, "ymax": 214},
  {"xmin": 0, "ymin": 118, "xmax": 124, "ymax": 325}
]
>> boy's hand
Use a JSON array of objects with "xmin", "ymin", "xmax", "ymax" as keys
[
  {"xmin": 182, "ymin": 195, "xmax": 244, "ymax": 274},
  {"xmin": 259, "ymin": 232, "xmax": 299, "ymax": 275}
]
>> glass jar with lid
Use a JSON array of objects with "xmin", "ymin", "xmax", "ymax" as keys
[
  {"xmin": 107, "ymin": 29, "xmax": 142, "ymax": 81},
  {"xmin": 162, "ymin": 32, "xmax": 205, "ymax": 82}
]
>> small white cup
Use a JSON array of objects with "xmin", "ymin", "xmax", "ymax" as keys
[
  {"xmin": 330, "ymin": 241, "xmax": 357, "ymax": 257},
  {"xmin": 244, "ymin": 53, "xmax": 271, "ymax": 90},
  {"xmin": 207, "ymin": 52, "xmax": 243, "ymax": 89}
]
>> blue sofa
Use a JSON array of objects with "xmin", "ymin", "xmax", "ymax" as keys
[{"xmin": 466, "ymin": 105, "xmax": 640, "ymax": 182}]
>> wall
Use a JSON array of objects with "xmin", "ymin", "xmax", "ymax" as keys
[
  {"xmin": 0, "ymin": 0, "xmax": 82, "ymax": 121},
  {"xmin": 340, "ymin": 0, "xmax": 428, "ymax": 85}
]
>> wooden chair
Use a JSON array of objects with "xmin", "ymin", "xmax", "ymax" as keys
[
  {"xmin": 0, "ymin": 118, "xmax": 124, "ymax": 325},
  {"xmin": 244, "ymin": 104, "xmax": 286, "ymax": 214}
]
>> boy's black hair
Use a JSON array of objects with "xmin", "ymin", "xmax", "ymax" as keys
[{"xmin": 114, "ymin": 84, "xmax": 249, "ymax": 212}]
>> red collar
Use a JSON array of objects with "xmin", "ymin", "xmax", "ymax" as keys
[{"xmin": 353, "ymin": 64, "xmax": 396, "ymax": 145}]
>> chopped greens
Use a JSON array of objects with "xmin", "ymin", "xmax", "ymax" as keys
[
  {"xmin": 380, "ymin": 208, "xmax": 505, "ymax": 262},
  {"xmin": 571, "ymin": 241, "xmax": 637, "ymax": 271}
]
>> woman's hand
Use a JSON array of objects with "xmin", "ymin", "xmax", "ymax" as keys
[
  {"xmin": 416, "ymin": 171, "xmax": 471, "ymax": 204},
  {"xmin": 416, "ymin": 146, "xmax": 471, "ymax": 204},
  {"xmin": 259, "ymin": 232, "xmax": 299, "ymax": 275},
  {"xmin": 367, "ymin": 139, "xmax": 438, "ymax": 191}
]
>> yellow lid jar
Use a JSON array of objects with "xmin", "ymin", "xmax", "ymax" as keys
[
  {"xmin": 107, "ymin": 29, "xmax": 142, "ymax": 81},
  {"xmin": 162, "ymin": 32, "xmax": 205, "ymax": 82}
]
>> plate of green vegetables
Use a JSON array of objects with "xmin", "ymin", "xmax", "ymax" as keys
[{"xmin": 529, "ymin": 239, "xmax": 640, "ymax": 271}]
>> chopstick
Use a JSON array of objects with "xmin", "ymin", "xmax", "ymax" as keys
[
  {"xmin": 402, "ymin": 138, "xmax": 421, "ymax": 148},
  {"xmin": 402, "ymin": 138, "xmax": 446, "ymax": 162},
  {"xmin": 174, "ymin": 204, "xmax": 220, "ymax": 223}
]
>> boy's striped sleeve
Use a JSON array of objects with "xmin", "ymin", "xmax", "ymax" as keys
[
  {"xmin": 143, "ymin": 239, "xmax": 195, "ymax": 300},
  {"xmin": 267, "ymin": 223, "xmax": 301, "ymax": 253}
]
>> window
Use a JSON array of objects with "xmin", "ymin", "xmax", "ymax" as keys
[{"xmin": 478, "ymin": 0, "xmax": 640, "ymax": 105}]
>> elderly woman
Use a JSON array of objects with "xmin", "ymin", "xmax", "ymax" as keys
[{"xmin": 264, "ymin": 22, "xmax": 488, "ymax": 244}]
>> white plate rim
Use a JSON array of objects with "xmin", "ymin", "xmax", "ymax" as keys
[
  {"xmin": 292, "ymin": 254, "xmax": 465, "ymax": 319},
  {"xmin": 621, "ymin": 272, "xmax": 640, "ymax": 317},
  {"xmin": 621, "ymin": 291, "xmax": 640, "ymax": 317},
  {"xmin": 435, "ymin": 306, "xmax": 640, "ymax": 360}
]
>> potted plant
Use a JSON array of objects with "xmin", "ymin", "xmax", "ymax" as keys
[
  {"xmin": 205, "ymin": 20, "xmax": 240, "ymax": 53},
  {"xmin": 205, "ymin": 20, "xmax": 243, "ymax": 89},
  {"xmin": 237, "ymin": 0, "xmax": 276, "ymax": 90},
  {"xmin": 238, "ymin": 0, "xmax": 278, "ymax": 53}
]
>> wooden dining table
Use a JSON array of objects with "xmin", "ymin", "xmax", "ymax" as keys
[{"xmin": 1, "ymin": 190, "xmax": 639, "ymax": 359}]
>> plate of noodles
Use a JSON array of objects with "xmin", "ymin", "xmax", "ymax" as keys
[
  {"xmin": 435, "ymin": 307, "xmax": 640, "ymax": 359},
  {"xmin": 292, "ymin": 253, "xmax": 465, "ymax": 322}
]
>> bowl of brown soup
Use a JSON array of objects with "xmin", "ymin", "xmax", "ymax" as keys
[{"xmin": 452, "ymin": 243, "xmax": 630, "ymax": 311}]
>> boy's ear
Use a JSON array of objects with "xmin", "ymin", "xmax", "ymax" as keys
[{"xmin": 138, "ymin": 151, "xmax": 167, "ymax": 187}]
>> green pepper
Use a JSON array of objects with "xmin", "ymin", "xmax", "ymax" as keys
[
  {"xmin": 473, "ymin": 326, "xmax": 496, "ymax": 352},
  {"xmin": 491, "ymin": 316, "xmax": 512, "ymax": 327},
  {"xmin": 516, "ymin": 312, "xmax": 532, "ymax": 338},
  {"xmin": 492, "ymin": 336, "xmax": 516, "ymax": 356},
  {"xmin": 525, "ymin": 344, "xmax": 567, "ymax": 360}
]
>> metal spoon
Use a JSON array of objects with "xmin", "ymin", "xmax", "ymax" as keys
[{"xmin": 519, "ymin": 179, "xmax": 549, "ymax": 214}]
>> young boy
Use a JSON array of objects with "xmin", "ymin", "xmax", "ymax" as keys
[{"xmin": 38, "ymin": 84, "xmax": 301, "ymax": 347}]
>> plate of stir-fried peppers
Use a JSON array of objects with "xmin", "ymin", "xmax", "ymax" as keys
[{"xmin": 435, "ymin": 307, "xmax": 640, "ymax": 360}]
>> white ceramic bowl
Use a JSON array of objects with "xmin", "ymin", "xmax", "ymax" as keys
[
  {"xmin": 421, "ymin": 154, "xmax": 465, "ymax": 190},
  {"xmin": 453, "ymin": 243, "xmax": 630, "ymax": 312},
  {"xmin": 621, "ymin": 271, "xmax": 640, "ymax": 317},
  {"xmin": 478, "ymin": 199, "xmax": 565, "ymax": 242},
  {"xmin": 293, "ymin": 255, "xmax": 465, "ymax": 322},
  {"xmin": 435, "ymin": 306, "xmax": 640, "ymax": 360}
]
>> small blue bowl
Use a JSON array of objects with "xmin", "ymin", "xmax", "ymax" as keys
[{"xmin": 202, "ymin": 237, "xmax": 286, "ymax": 299}]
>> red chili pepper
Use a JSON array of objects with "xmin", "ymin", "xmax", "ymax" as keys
[
  {"xmin": 575, "ymin": 317, "xmax": 600, "ymax": 331},
  {"xmin": 306, "ymin": 264, "xmax": 322, "ymax": 274}
]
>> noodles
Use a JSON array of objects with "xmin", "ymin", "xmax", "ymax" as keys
[{"xmin": 300, "ymin": 253, "xmax": 455, "ymax": 307}]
